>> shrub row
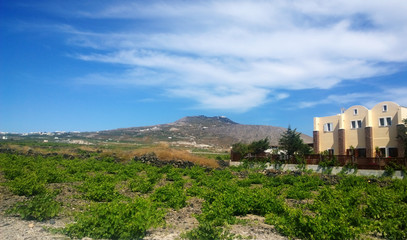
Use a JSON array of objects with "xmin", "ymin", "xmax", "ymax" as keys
[{"xmin": 1, "ymin": 153, "xmax": 406, "ymax": 239}]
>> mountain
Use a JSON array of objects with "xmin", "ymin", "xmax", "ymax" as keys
[{"xmin": 83, "ymin": 116, "xmax": 312, "ymax": 148}]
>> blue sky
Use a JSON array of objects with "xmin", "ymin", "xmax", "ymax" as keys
[{"xmin": 1, "ymin": 0, "xmax": 407, "ymax": 136}]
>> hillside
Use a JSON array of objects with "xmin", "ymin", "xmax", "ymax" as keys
[{"xmin": 83, "ymin": 116, "xmax": 312, "ymax": 148}]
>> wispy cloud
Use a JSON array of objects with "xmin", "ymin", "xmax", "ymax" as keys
[
  {"xmin": 298, "ymin": 93, "xmax": 373, "ymax": 109},
  {"xmin": 299, "ymin": 87, "xmax": 407, "ymax": 109},
  {"xmin": 40, "ymin": 0, "xmax": 407, "ymax": 111}
]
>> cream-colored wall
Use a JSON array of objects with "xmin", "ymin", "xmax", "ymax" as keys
[
  {"xmin": 399, "ymin": 106, "xmax": 407, "ymax": 123},
  {"xmin": 313, "ymin": 117, "xmax": 319, "ymax": 131},
  {"xmin": 343, "ymin": 105, "xmax": 369, "ymax": 148},
  {"xmin": 371, "ymin": 102, "xmax": 399, "ymax": 148},
  {"xmin": 314, "ymin": 102, "xmax": 406, "ymax": 155},
  {"xmin": 316, "ymin": 115, "xmax": 340, "ymax": 153}
]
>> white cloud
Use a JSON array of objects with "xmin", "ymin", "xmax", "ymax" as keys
[
  {"xmin": 298, "ymin": 93, "xmax": 372, "ymax": 109},
  {"xmin": 168, "ymin": 87, "xmax": 270, "ymax": 112},
  {"xmin": 55, "ymin": 0, "xmax": 407, "ymax": 111},
  {"xmin": 298, "ymin": 87, "xmax": 407, "ymax": 109}
]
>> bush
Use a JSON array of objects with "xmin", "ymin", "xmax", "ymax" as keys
[
  {"xmin": 7, "ymin": 172, "xmax": 47, "ymax": 196},
  {"xmin": 64, "ymin": 198, "xmax": 165, "ymax": 239},
  {"xmin": 166, "ymin": 168, "xmax": 184, "ymax": 181},
  {"xmin": 187, "ymin": 165, "xmax": 207, "ymax": 181},
  {"xmin": 7, "ymin": 191, "xmax": 61, "ymax": 221},
  {"xmin": 129, "ymin": 175, "xmax": 155, "ymax": 194},
  {"xmin": 78, "ymin": 173, "xmax": 120, "ymax": 202},
  {"xmin": 318, "ymin": 153, "xmax": 338, "ymax": 169},
  {"xmin": 152, "ymin": 183, "xmax": 187, "ymax": 210},
  {"xmin": 182, "ymin": 222, "xmax": 235, "ymax": 240}
]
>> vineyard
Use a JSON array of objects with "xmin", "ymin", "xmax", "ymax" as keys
[{"xmin": 0, "ymin": 147, "xmax": 406, "ymax": 240}]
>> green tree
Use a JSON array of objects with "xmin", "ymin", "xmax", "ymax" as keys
[
  {"xmin": 231, "ymin": 142, "xmax": 249, "ymax": 158},
  {"xmin": 279, "ymin": 126, "xmax": 311, "ymax": 157},
  {"xmin": 248, "ymin": 138, "xmax": 270, "ymax": 155},
  {"xmin": 231, "ymin": 138, "xmax": 270, "ymax": 161}
]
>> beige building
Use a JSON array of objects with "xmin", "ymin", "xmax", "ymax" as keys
[{"xmin": 313, "ymin": 101, "xmax": 407, "ymax": 158}]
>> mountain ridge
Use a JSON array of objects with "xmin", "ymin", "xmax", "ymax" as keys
[{"xmin": 85, "ymin": 115, "xmax": 312, "ymax": 148}]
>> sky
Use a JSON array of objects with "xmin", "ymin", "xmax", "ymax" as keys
[{"xmin": 1, "ymin": 0, "xmax": 407, "ymax": 136}]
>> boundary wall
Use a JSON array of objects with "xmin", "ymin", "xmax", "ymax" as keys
[{"xmin": 229, "ymin": 161, "xmax": 405, "ymax": 179}]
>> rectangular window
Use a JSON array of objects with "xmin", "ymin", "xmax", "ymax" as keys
[
  {"xmin": 379, "ymin": 118, "xmax": 385, "ymax": 126},
  {"xmin": 386, "ymin": 117, "xmax": 392, "ymax": 126},
  {"xmin": 353, "ymin": 109, "xmax": 358, "ymax": 115},
  {"xmin": 357, "ymin": 148, "xmax": 366, "ymax": 157},
  {"xmin": 380, "ymin": 148, "xmax": 386, "ymax": 157},
  {"xmin": 379, "ymin": 117, "xmax": 392, "ymax": 127},
  {"xmin": 351, "ymin": 120, "xmax": 362, "ymax": 129},
  {"xmin": 323, "ymin": 123, "xmax": 333, "ymax": 132},
  {"xmin": 383, "ymin": 105, "xmax": 388, "ymax": 112},
  {"xmin": 388, "ymin": 148, "xmax": 398, "ymax": 157}
]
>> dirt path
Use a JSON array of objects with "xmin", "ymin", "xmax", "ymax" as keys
[{"xmin": 0, "ymin": 215, "xmax": 69, "ymax": 240}]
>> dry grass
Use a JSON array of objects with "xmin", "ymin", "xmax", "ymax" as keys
[
  {"xmin": 128, "ymin": 143, "xmax": 220, "ymax": 168},
  {"xmin": 84, "ymin": 143, "xmax": 220, "ymax": 168},
  {"xmin": 1, "ymin": 143, "xmax": 220, "ymax": 168}
]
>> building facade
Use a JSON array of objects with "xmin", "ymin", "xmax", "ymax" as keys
[{"xmin": 313, "ymin": 101, "xmax": 407, "ymax": 158}]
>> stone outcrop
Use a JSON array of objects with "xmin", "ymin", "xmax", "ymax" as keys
[{"xmin": 133, "ymin": 152, "xmax": 195, "ymax": 168}]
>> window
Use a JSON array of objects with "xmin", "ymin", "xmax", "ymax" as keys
[
  {"xmin": 379, "ymin": 117, "xmax": 392, "ymax": 127},
  {"xmin": 379, "ymin": 148, "xmax": 386, "ymax": 157},
  {"xmin": 323, "ymin": 123, "xmax": 333, "ymax": 132},
  {"xmin": 388, "ymin": 148, "xmax": 398, "ymax": 157},
  {"xmin": 353, "ymin": 109, "xmax": 358, "ymax": 115},
  {"xmin": 357, "ymin": 148, "xmax": 366, "ymax": 157},
  {"xmin": 379, "ymin": 118, "xmax": 385, "ymax": 126},
  {"xmin": 382, "ymin": 105, "xmax": 388, "ymax": 112},
  {"xmin": 351, "ymin": 120, "xmax": 362, "ymax": 129},
  {"xmin": 386, "ymin": 117, "xmax": 392, "ymax": 126}
]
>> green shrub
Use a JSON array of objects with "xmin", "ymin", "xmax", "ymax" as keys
[
  {"xmin": 384, "ymin": 164, "xmax": 396, "ymax": 177},
  {"xmin": 187, "ymin": 165, "xmax": 207, "ymax": 180},
  {"xmin": 78, "ymin": 173, "xmax": 120, "ymax": 202},
  {"xmin": 2, "ymin": 165, "xmax": 25, "ymax": 180},
  {"xmin": 64, "ymin": 198, "xmax": 165, "ymax": 239},
  {"xmin": 286, "ymin": 187, "xmax": 312, "ymax": 200},
  {"xmin": 266, "ymin": 206, "xmax": 361, "ymax": 240},
  {"xmin": 129, "ymin": 175, "xmax": 155, "ymax": 193},
  {"xmin": 266, "ymin": 186, "xmax": 367, "ymax": 239},
  {"xmin": 147, "ymin": 169, "xmax": 163, "ymax": 184},
  {"xmin": 336, "ymin": 175, "xmax": 367, "ymax": 192},
  {"xmin": 152, "ymin": 183, "xmax": 187, "ymax": 210},
  {"xmin": 7, "ymin": 172, "xmax": 46, "ymax": 196},
  {"xmin": 37, "ymin": 164, "xmax": 68, "ymax": 183},
  {"xmin": 7, "ymin": 191, "xmax": 61, "ymax": 221},
  {"xmin": 166, "ymin": 168, "xmax": 183, "ymax": 181},
  {"xmin": 182, "ymin": 222, "xmax": 235, "ymax": 240},
  {"xmin": 199, "ymin": 198, "xmax": 236, "ymax": 226},
  {"xmin": 186, "ymin": 183, "xmax": 210, "ymax": 198},
  {"xmin": 318, "ymin": 152, "xmax": 338, "ymax": 169},
  {"xmin": 340, "ymin": 162, "xmax": 358, "ymax": 175}
]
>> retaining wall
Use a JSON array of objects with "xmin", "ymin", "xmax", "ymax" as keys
[{"xmin": 229, "ymin": 161, "xmax": 405, "ymax": 179}]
